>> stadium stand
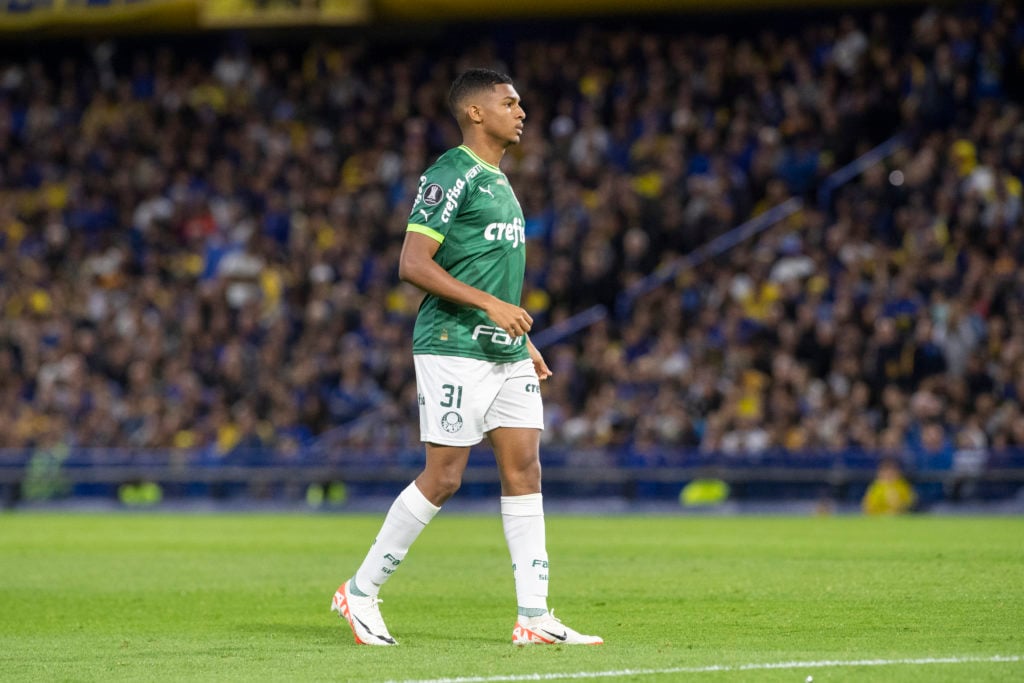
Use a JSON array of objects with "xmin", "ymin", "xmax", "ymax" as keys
[{"xmin": 2, "ymin": 1, "xmax": 1024, "ymax": 507}]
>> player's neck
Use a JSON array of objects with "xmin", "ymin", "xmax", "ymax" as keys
[{"xmin": 460, "ymin": 138, "xmax": 506, "ymax": 168}]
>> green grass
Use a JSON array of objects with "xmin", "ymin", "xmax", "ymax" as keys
[{"xmin": 1, "ymin": 513, "xmax": 1022, "ymax": 682}]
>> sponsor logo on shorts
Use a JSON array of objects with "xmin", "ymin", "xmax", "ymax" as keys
[
  {"xmin": 440, "ymin": 411, "xmax": 464, "ymax": 433},
  {"xmin": 525, "ymin": 383, "xmax": 541, "ymax": 393}
]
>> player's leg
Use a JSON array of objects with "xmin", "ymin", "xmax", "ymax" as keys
[
  {"xmin": 333, "ymin": 355, "xmax": 488, "ymax": 645},
  {"xmin": 415, "ymin": 443, "xmax": 473, "ymax": 505},
  {"xmin": 490, "ymin": 427, "xmax": 601, "ymax": 645},
  {"xmin": 486, "ymin": 363, "xmax": 603, "ymax": 645},
  {"xmin": 489, "ymin": 425, "xmax": 548, "ymax": 614},
  {"xmin": 351, "ymin": 442, "xmax": 470, "ymax": 597},
  {"xmin": 333, "ymin": 445, "xmax": 470, "ymax": 646},
  {"xmin": 355, "ymin": 443, "xmax": 470, "ymax": 594},
  {"xmin": 351, "ymin": 444, "xmax": 469, "ymax": 594},
  {"xmin": 490, "ymin": 425, "xmax": 542, "ymax": 496}
]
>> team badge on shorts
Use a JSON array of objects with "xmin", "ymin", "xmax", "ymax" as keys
[{"xmin": 440, "ymin": 411, "xmax": 464, "ymax": 433}]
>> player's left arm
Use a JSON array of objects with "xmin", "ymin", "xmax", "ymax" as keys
[{"xmin": 526, "ymin": 336, "xmax": 552, "ymax": 381}]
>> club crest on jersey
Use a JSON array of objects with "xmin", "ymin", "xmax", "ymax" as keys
[
  {"xmin": 484, "ymin": 217, "xmax": 525, "ymax": 249},
  {"xmin": 423, "ymin": 183, "xmax": 444, "ymax": 206}
]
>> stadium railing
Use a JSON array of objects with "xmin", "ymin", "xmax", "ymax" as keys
[
  {"xmin": 816, "ymin": 133, "xmax": 907, "ymax": 211},
  {"xmin": 2, "ymin": 446, "xmax": 1022, "ymax": 507},
  {"xmin": 613, "ymin": 197, "xmax": 805, "ymax": 321},
  {"xmin": 530, "ymin": 133, "xmax": 907, "ymax": 350}
]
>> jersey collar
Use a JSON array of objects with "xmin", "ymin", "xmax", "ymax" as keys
[{"xmin": 458, "ymin": 145, "xmax": 504, "ymax": 174}]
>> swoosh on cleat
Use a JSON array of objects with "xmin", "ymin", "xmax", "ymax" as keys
[
  {"xmin": 354, "ymin": 615, "xmax": 395, "ymax": 643},
  {"xmin": 540, "ymin": 629, "xmax": 567, "ymax": 642}
]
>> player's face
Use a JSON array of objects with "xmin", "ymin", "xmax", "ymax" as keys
[{"xmin": 481, "ymin": 83, "xmax": 525, "ymax": 146}]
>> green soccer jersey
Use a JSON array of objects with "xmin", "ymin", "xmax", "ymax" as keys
[{"xmin": 406, "ymin": 145, "xmax": 530, "ymax": 363}]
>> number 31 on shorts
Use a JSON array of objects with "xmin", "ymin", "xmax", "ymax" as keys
[{"xmin": 440, "ymin": 384, "xmax": 463, "ymax": 408}]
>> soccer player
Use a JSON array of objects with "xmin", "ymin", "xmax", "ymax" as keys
[{"xmin": 331, "ymin": 69, "xmax": 603, "ymax": 647}]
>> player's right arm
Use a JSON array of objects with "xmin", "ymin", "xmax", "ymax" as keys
[{"xmin": 399, "ymin": 231, "xmax": 533, "ymax": 338}]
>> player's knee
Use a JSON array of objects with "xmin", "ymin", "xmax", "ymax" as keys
[
  {"xmin": 422, "ymin": 469, "xmax": 462, "ymax": 502},
  {"xmin": 501, "ymin": 462, "xmax": 541, "ymax": 493},
  {"xmin": 435, "ymin": 473, "xmax": 462, "ymax": 502}
]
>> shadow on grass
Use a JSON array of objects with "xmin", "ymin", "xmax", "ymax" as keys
[{"xmin": 231, "ymin": 618, "xmax": 507, "ymax": 648}]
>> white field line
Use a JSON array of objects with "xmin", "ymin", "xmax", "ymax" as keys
[{"xmin": 386, "ymin": 654, "xmax": 1023, "ymax": 683}]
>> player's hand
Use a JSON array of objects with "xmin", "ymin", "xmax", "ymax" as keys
[
  {"xmin": 484, "ymin": 299, "xmax": 533, "ymax": 338},
  {"xmin": 527, "ymin": 339, "xmax": 552, "ymax": 381}
]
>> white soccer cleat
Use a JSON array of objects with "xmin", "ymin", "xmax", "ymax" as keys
[
  {"xmin": 331, "ymin": 580, "xmax": 397, "ymax": 646},
  {"xmin": 512, "ymin": 610, "xmax": 603, "ymax": 645}
]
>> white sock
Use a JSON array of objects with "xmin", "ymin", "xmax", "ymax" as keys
[
  {"xmin": 352, "ymin": 482, "xmax": 440, "ymax": 595},
  {"xmin": 501, "ymin": 493, "xmax": 549, "ymax": 616}
]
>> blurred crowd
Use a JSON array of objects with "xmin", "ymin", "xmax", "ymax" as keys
[{"xmin": 1, "ymin": 2, "xmax": 1024, "ymax": 475}]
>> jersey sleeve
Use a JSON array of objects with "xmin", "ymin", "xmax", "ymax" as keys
[{"xmin": 407, "ymin": 160, "xmax": 469, "ymax": 244}]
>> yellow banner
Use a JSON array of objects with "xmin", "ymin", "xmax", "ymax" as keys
[
  {"xmin": 199, "ymin": 0, "xmax": 369, "ymax": 27},
  {"xmin": 0, "ymin": 0, "xmax": 369, "ymax": 32},
  {"xmin": 0, "ymin": 0, "xmax": 197, "ymax": 33},
  {"xmin": 376, "ymin": 0, "xmax": 923, "ymax": 20},
  {"xmin": 0, "ymin": 0, "xmax": 918, "ymax": 34}
]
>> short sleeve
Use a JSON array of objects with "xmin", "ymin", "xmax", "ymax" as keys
[{"xmin": 407, "ymin": 161, "xmax": 469, "ymax": 244}]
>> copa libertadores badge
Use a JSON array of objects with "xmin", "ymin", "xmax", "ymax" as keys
[
  {"xmin": 423, "ymin": 183, "xmax": 444, "ymax": 205},
  {"xmin": 440, "ymin": 411, "xmax": 464, "ymax": 433}
]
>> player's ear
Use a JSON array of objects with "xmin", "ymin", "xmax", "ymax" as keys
[{"xmin": 466, "ymin": 103, "xmax": 484, "ymax": 124}]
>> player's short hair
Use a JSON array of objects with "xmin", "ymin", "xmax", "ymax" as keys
[{"xmin": 448, "ymin": 68, "xmax": 514, "ymax": 118}]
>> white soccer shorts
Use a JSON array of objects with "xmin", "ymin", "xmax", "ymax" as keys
[{"xmin": 413, "ymin": 354, "xmax": 544, "ymax": 446}]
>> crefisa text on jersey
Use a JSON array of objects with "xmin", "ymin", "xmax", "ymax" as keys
[
  {"xmin": 441, "ymin": 178, "xmax": 467, "ymax": 223},
  {"xmin": 484, "ymin": 217, "xmax": 525, "ymax": 248}
]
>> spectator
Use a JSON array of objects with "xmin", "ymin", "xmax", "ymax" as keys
[
  {"xmin": 0, "ymin": 2, "xmax": 1022, "ymax": 499},
  {"xmin": 862, "ymin": 457, "xmax": 918, "ymax": 515}
]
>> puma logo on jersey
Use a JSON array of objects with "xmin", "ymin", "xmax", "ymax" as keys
[
  {"xmin": 418, "ymin": 209, "xmax": 434, "ymax": 221},
  {"xmin": 479, "ymin": 185, "xmax": 495, "ymax": 199},
  {"xmin": 484, "ymin": 217, "xmax": 525, "ymax": 248}
]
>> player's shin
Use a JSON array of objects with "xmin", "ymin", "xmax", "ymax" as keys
[
  {"xmin": 501, "ymin": 493, "xmax": 549, "ymax": 617},
  {"xmin": 351, "ymin": 481, "xmax": 440, "ymax": 595}
]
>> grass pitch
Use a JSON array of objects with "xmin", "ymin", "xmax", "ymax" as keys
[{"xmin": 1, "ymin": 512, "xmax": 1022, "ymax": 682}]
